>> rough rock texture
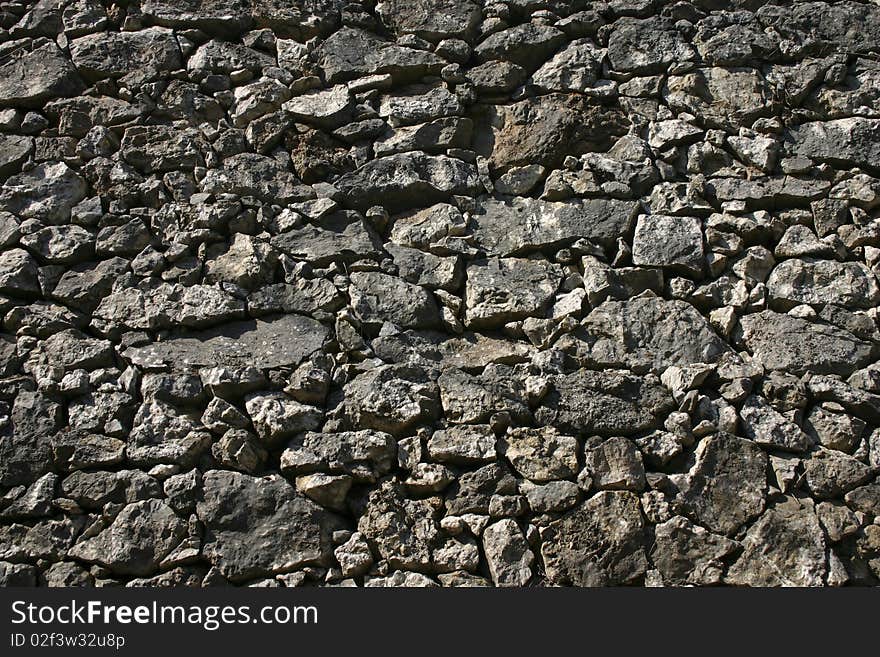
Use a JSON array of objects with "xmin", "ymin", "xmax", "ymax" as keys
[{"xmin": 2, "ymin": 1, "xmax": 880, "ymax": 589}]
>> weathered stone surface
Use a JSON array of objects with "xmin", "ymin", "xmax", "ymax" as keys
[
  {"xmin": 316, "ymin": 27, "xmax": 445, "ymax": 83},
  {"xmin": 283, "ymin": 85, "xmax": 354, "ymax": 130},
  {"xmin": 632, "ymin": 214, "xmax": 704, "ymax": 277},
  {"xmin": 198, "ymin": 471, "xmax": 343, "ymax": 582},
  {"xmin": 678, "ymin": 434, "xmax": 767, "ymax": 536},
  {"xmin": 476, "ymin": 95, "xmax": 628, "ymax": 172},
  {"xmin": 541, "ymin": 491, "xmax": 647, "ymax": 586},
  {"xmin": 499, "ymin": 427, "xmax": 578, "ymax": 483},
  {"xmin": 664, "ymin": 67, "xmax": 773, "ymax": 130},
  {"xmin": 804, "ymin": 449, "xmax": 872, "ymax": 499},
  {"xmin": 333, "ymin": 152, "xmax": 479, "ymax": 211},
  {"xmin": 789, "ymin": 118, "xmax": 880, "ymax": 173},
  {"xmin": 281, "ymin": 430, "xmax": 396, "ymax": 483},
  {"xmin": 549, "ymin": 370, "xmax": 674, "ymax": 436},
  {"xmin": 427, "ymin": 425, "xmax": 496, "ymax": 465},
  {"xmin": 244, "ymin": 392, "xmax": 322, "ymax": 445},
  {"xmin": 482, "ymin": 519, "xmax": 533, "ymax": 587},
  {"xmin": 3, "ymin": 0, "xmax": 880, "ymax": 589},
  {"xmin": 739, "ymin": 395, "xmax": 812, "ymax": 453},
  {"xmin": 608, "ymin": 17, "xmax": 696, "ymax": 74},
  {"xmin": 766, "ymin": 259, "xmax": 880, "ymax": 309},
  {"xmin": 464, "ymin": 257, "xmax": 562, "ymax": 329},
  {"xmin": 577, "ymin": 296, "xmax": 732, "ymax": 373},
  {"xmin": 726, "ymin": 498, "xmax": 827, "ymax": 586},
  {"xmin": 652, "ymin": 516, "xmax": 739, "ymax": 586},
  {"xmin": 69, "ymin": 28, "xmax": 182, "ymax": 81},
  {"xmin": 1, "ymin": 161, "xmax": 87, "ymax": 222},
  {"xmin": 470, "ymin": 196, "xmax": 638, "ymax": 255},
  {"xmin": 122, "ymin": 314, "xmax": 328, "ymax": 371},
  {"xmin": 357, "ymin": 480, "xmax": 440, "ymax": 571},
  {"xmin": 349, "ymin": 271, "xmax": 441, "ymax": 330},
  {"xmin": 121, "ymin": 126, "xmax": 203, "ymax": 173},
  {"xmin": 740, "ymin": 311, "xmax": 874, "ymax": 376},
  {"xmin": 0, "ymin": 41, "xmax": 83, "ymax": 108},
  {"xmin": 377, "ymin": 0, "xmax": 480, "ymax": 42},
  {"xmin": 583, "ymin": 437, "xmax": 646, "ymax": 492},
  {"xmin": 199, "ymin": 152, "xmax": 310, "ymax": 202},
  {"xmin": 438, "ymin": 368, "xmax": 526, "ymax": 428},
  {"xmin": 270, "ymin": 211, "xmax": 381, "ymax": 266},
  {"xmin": 68, "ymin": 500, "xmax": 186, "ymax": 576},
  {"xmin": 337, "ymin": 365, "xmax": 440, "ymax": 435},
  {"xmin": 532, "ymin": 39, "xmax": 602, "ymax": 93}
]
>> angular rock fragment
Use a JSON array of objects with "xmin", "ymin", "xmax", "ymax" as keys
[
  {"xmin": 464, "ymin": 257, "xmax": 561, "ymax": 329},
  {"xmin": 317, "ymin": 27, "xmax": 445, "ymax": 83},
  {"xmin": 198, "ymin": 471, "xmax": 343, "ymax": 582},
  {"xmin": 548, "ymin": 370, "xmax": 675, "ymax": 436},
  {"xmin": 652, "ymin": 516, "xmax": 739, "ymax": 586},
  {"xmin": 122, "ymin": 314, "xmax": 328, "ymax": 371},
  {"xmin": 333, "ymin": 152, "xmax": 480, "ymax": 211},
  {"xmin": 0, "ymin": 41, "xmax": 83, "ymax": 108},
  {"xmin": 541, "ymin": 491, "xmax": 647, "ymax": 586},
  {"xmin": 739, "ymin": 395, "xmax": 812, "ymax": 452},
  {"xmin": 766, "ymin": 259, "xmax": 880, "ymax": 309},
  {"xmin": 482, "ymin": 519, "xmax": 533, "ymax": 587},
  {"xmin": 470, "ymin": 196, "xmax": 639, "ymax": 255},
  {"xmin": 349, "ymin": 271, "xmax": 441, "ymax": 330},
  {"xmin": 499, "ymin": 427, "xmax": 579, "ymax": 483},
  {"xmin": 726, "ymin": 497, "xmax": 828, "ymax": 586},
  {"xmin": 679, "ymin": 433, "xmax": 767, "ymax": 536},
  {"xmin": 69, "ymin": 28, "xmax": 182, "ymax": 81},
  {"xmin": 632, "ymin": 214, "xmax": 704, "ymax": 277},
  {"xmin": 68, "ymin": 500, "xmax": 186, "ymax": 576},
  {"xmin": 577, "ymin": 296, "xmax": 732, "ymax": 373},
  {"xmin": 739, "ymin": 311, "xmax": 874, "ymax": 376}
]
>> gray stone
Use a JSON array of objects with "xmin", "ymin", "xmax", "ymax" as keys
[
  {"xmin": 482, "ymin": 519, "xmax": 533, "ymax": 587},
  {"xmin": 474, "ymin": 24, "xmax": 565, "ymax": 69},
  {"xmin": 68, "ymin": 500, "xmax": 186, "ymax": 576},
  {"xmin": 499, "ymin": 427, "xmax": 579, "ymax": 483},
  {"xmin": 316, "ymin": 27, "xmax": 445, "ymax": 83},
  {"xmin": 739, "ymin": 394, "xmax": 812, "ymax": 452},
  {"xmin": 123, "ymin": 314, "xmax": 328, "ymax": 372},
  {"xmin": 804, "ymin": 449, "xmax": 873, "ymax": 499},
  {"xmin": 1, "ymin": 161, "xmax": 87, "ymax": 222},
  {"xmin": 245, "ymin": 392, "xmax": 322, "ymax": 446},
  {"xmin": 651, "ymin": 516, "xmax": 739, "ymax": 586},
  {"xmin": 726, "ymin": 497, "xmax": 827, "ymax": 586},
  {"xmin": 427, "ymin": 425, "xmax": 496, "ymax": 465},
  {"xmin": 464, "ymin": 257, "xmax": 562, "ymax": 329},
  {"xmin": 766, "ymin": 259, "xmax": 880, "ymax": 309},
  {"xmin": 281, "ymin": 430, "xmax": 397, "ymax": 483},
  {"xmin": 583, "ymin": 437, "xmax": 646, "ymax": 492},
  {"xmin": 198, "ymin": 471, "xmax": 344, "ymax": 582},
  {"xmin": 608, "ymin": 17, "xmax": 696, "ymax": 74},
  {"xmin": 0, "ymin": 41, "xmax": 83, "ymax": 108},
  {"xmin": 349, "ymin": 271, "xmax": 441, "ymax": 330},
  {"xmin": 377, "ymin": 0, "xmax": 480, "ymax": 42},
  {"xmin": 338, "ymin": 365, "xmax": 440, "ymax": 436},
  {"xmin": 549, "ymin": 369, "xmax": 675, "ymax": 436},
  {"xmin": 789, "ymin": 118, "xmax": 880, "ymax": 172},
  {"xmin": 739, "ymin": 311, "xmax": 874, "ymax": 376},
  {"xmin": 679, "ymin": 433, "xmax": 767, "ymax": 536},
  {"xmin": 541, "ymin": 491, "xmax": 648, "ymax": 586},
  {"xmin": 632, "ymin": 214, "xmax": 705, "ymax": 277},
  {"xmin": 577, "ymin": 296, "xmax": 732, "ymax": 373},
  {"xmin": 333, "ymin": 152, "xmax": 480, "ymax": 211},
  {"xmin": 69, "ymin": 28, "xmax": 181, "ymax": 81},
  {"xmin": 470, "ymin": 196, "xmax": 639, "ymax": 255}
]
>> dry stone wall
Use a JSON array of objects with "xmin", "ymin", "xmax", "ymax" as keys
[{"xmin": 1, "ymin": 0, "xmax": 880, "ymax": 587}]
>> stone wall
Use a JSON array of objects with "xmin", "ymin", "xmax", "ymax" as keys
[{"xmin": 1, "ymin": 0, "xmax": 879, "ymax": 587}]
